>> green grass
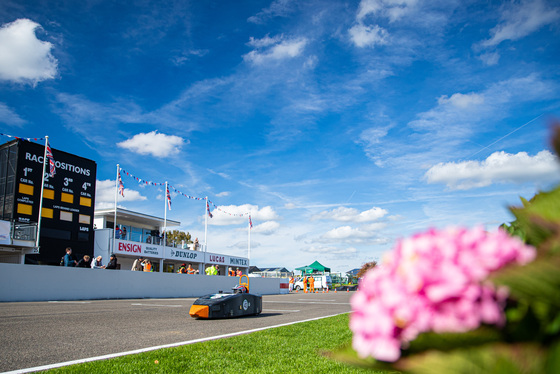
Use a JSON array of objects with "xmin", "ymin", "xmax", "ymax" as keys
[{"xmin": 42, "ymin": 314, "xmax": 381, "ymax": 374}]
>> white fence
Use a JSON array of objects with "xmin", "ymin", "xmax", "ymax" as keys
[{"xmin": 0, "ymin": 263, "xmax": 287, "ymax": 302}]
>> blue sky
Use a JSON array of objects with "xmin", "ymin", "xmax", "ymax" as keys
[{"xmin": 1, "ymin": 0, "xmax": 559, "ymax": 272}]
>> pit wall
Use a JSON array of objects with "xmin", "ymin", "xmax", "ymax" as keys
[{"xmin": 0, "ymin": 263, "xmax": 287, "ymax": 302}]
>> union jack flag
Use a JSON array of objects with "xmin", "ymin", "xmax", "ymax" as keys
[
  {"xmin": 249, "ymin": 216, "xmax": 253, "ymax": 228},
  {"xmin": 207, "ymin": 201, "xmax": 213, "ymax": 218},
  {"xmin": 46, "ymin": 141, "xmax": 56, "ymax": 177},
  {"xmin": 118, "ymin": 170, "xmax": 125, "ymax": 197},
  {"xmin": 166, "ymin": 186, "xmax": 172, "ymax": 210}
]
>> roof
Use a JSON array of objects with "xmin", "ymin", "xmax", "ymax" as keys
[
  {"xmin": 257, "ymin": 267, "xmax": 290, "ymax": 273},
  {"xmin": 95, "ymin": 207, "xmax": 180, "ymax": 228},
  {"xmin": 308, "ymin": 260, "xmax": 331, "ymax": 272}
]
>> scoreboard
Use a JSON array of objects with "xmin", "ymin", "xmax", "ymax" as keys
[{"xmin": 7, "ymin": 139, "xmax": 97, "ymax": 264}]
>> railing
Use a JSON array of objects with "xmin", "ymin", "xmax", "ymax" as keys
[{"xmin": 12, "ymin": 222, "xmax": 37, "ymax": 242}]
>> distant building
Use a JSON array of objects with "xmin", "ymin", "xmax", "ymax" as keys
[
  {"xmin": 94, "ymin": 207, "xmax": 249, "ymax": 274},
  {"xmin": 250, "ymin": 266, "xmax": 292, "ymax": 278}
]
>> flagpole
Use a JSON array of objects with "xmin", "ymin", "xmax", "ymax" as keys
[
  {"xmin": 204, "ymin": 196, "xmax": 208, "ymax": 253},
  {"xmin": 163, "ymin": 181, "xmax": 168, "ymax": 248},
  {"xmin": 248, "ymin": 215, "xmax": 251, "ymax": 269},
  {"xmin": 113, "ymin": 164, "xmax": 119, "ymax": 255},
  {"xmin": 35, "ymin": 136, "xmax": 49, "ymax": 250}
]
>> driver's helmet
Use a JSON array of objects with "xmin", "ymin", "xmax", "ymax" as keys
[{"xmin": 232, "ymin": 285, "xmax": 247, "ymax": 294}]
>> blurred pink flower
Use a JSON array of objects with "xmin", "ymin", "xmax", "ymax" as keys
[{"xmin": 350, "ymin": 226, "xmax": 535, "ymax": 362}]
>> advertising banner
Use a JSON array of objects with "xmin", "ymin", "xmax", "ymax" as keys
[
  {"xmin": 0, "ymin": 220, "xmax": 10, "ymax": 245},
  {"xmin": 166, "ymin": 247, "xmax": 202, "ymax": 262},
  {"xmin": 115, "ymin": 239, "xmax": 162, "ymax": 258}
]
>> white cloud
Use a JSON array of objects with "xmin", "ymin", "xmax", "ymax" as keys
[
  {"xmin": 117, "ymin": 131, "xmax": 185, "ymax": 158},
  {"xmin": 243, "ymin": 37, "xmax": 307, "ymax": 65},
  {"xmin": 425, "ymin": 150, "xmax": 560, "ymax": 190},
  {"xmin": 95, "ymin": 179, "xmax": 147, "ymax": 209},
  {"xmin": 319, "ymin": 225, "xmax": 389, "ymax": 244},
  {"xmin": 215, "ymin": 191, "xmax": 230, "ymax": 197},
  {"xmin": 437, "ymin": 92, "xmax": 484, "ymax": 109},
  {"xmin": 357, "ymin": 0, "xmax": 418, "ymax": 23},
  {"xmin": 312, "ymin": 206, "xmax": 388, "ymax": 223},
  {"xmin": 247, "ymin": 0, "xmax": 296, "ymax": 24},
  {"xmin": 300, "ymin": 245, "xmax": 358, "ymax": 255},
  {"xmin": 0, "ymin": 102, "xmax": 26, "ymax": 126},
  {"xmin": 0, "ymin": 19, "xmax": 57, "ymax": 85},
  {"xmin": 478, "ymin": 51, "xmax": 500, "ymax": 66},
  {"xmin": 251, "ymin": 221, "xmax": 280, "ymax": 235},
  {"xmin": 349, "ymin": 24, "xmax": 389, "ymax": 48},
  {"xmin": 247, "ymin": 34, "xmax": 282, "ymax": 48},
  {"xmin": 407, "ymin": 74, "xmax": 554, "ymax": 134},
  {"xmin": 208, "ymin": 204, "xmax": 279, "ymax": 226},
  {"xmin": 480, "ymin": 0, "xmax": 560, "ymax": 48}
]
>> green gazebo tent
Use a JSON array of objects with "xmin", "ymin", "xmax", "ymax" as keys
[
  {"xmin": 294, "ymin": 266, "xmax": 315, "ymax": 274},
  {"xmin": 308, "ymin": 260, "xmax": 330, "ymax": 273}
]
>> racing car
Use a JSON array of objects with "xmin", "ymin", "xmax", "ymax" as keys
[{"xmin": 189, "ymin": 275, "xmax": 262, "ymax": 319}]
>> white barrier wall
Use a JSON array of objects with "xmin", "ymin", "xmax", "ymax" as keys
[{"xmin": 0, "ymin": 263, "xmax": 283, "ymax": 302}]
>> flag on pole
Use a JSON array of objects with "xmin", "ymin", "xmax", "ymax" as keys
[
  {"xmin": 249, "ymin": 215, "xmax": 253, "ymax": 228},
  {"xmin": 207, "ymin": 201, "xmax": 213, "ymax": 218},
  {"xmin": 166, "ymin": 186, "xmax": 172, "ymax": 210},
  {"xmin": 46, "ymin": 141, "xmax": 56, "ymax": 177},
  {"xmin": 118, "ymin": 170, "xmax": 125, "ymax": 197}
]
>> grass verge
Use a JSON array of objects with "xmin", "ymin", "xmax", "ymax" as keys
[{"xmin": 42, "ymin": 313, "xmax": 382, "ymax": 374}]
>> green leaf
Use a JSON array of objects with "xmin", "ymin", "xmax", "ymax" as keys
[{"xmin": 490, "ymin": 256, "xmax": 560, "ymax": 309}]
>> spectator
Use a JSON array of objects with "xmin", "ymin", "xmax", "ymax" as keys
[
  {"xmin": 61, "ymin": 247, "xmax": 77, "ymax": 267},
  {"xmin": 91, "ymin": 256, "xmax": 105, "ymax": 269},
  {"xmin": 131, "ymin": 257, "xmax": 144, "ymax": 271},
  {"xmin": 142, "ymin": 259, "xmax": 152, "ymax": 272},
  {"xmin": 205, "ymin": 265, "xmax": 217, "ymax": 275},
  {"xmin": 120, "ymin": 226, "xmax": 127, "ymax": 240},
  {"xmin": 106, "ymin": 254, "xmax": 118, "ymax": 270},
  {"xmin": 115, "ymin": 225, "xmax": 121, "ymax": 239},
  {"xmin": 289, "ymin": 276, "xmax": 294, "ymax": 292},
  {"xmin": 193, "ymin": 238, "xmax": 200, "ymax": 251},
  {"xmin": 236, "ymin": 267, "xmax": 242, "ymax": 277},
  {"xmin": 76, "ymin": 255, "xmax": 91, "ymax": 268},
  {"xmin": 177, "ymin": 263, "xmax": 187, "ymax": 274},
  {"xmin": 187, "ymin": 263, "xmax": 195, "ymax": 274},
  {"xmin": 215, "ymin": 265, "xmax": 221, "ymax": 275}
]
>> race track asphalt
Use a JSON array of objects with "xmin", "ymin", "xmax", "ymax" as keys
[{"xmin": 0, "ymin": 291, "xmax": 353, "ymax": 373}]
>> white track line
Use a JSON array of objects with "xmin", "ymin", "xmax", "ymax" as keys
[
  {"xmin": 265, "ymin": 301, "xmax": 350, "ymax": 305},
  {"xmin": 3, "ymin": 312, "xmax": 348, "ymax": 374},
  {"xmin": 130, "ymin": 303, "xmax": 184, "ymax": 308},
  {"xmin": 47, "ymin": 301, "xmax": 91, "ymax": 304}
]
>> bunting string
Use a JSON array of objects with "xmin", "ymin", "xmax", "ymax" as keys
[
  {"xmin": 1, "ymin": 133, "xmax": 46, "ymax": 142},
  {"xmin": 119, "ymin": 167, "xmax": 252, "ymax": 220}
]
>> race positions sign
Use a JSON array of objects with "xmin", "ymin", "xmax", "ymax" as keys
[{"xmin": 0, "ymin": 139, "xmax": 97, "ymax": 263}]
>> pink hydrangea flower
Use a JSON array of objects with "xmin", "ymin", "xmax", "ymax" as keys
[{"xmin": 350, "ymin": 226, "xmax": 536, "ymax": 362}]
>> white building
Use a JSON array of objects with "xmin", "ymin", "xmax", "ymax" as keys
[{"xmin": 94, "ymin": 207, "xmax": 249, "ymax": 275}]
